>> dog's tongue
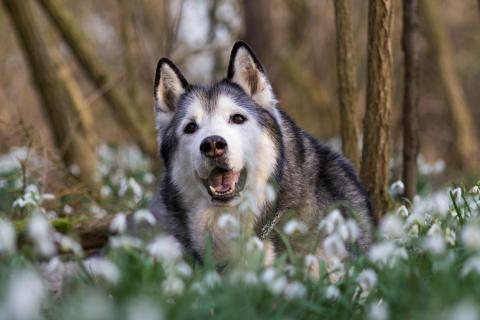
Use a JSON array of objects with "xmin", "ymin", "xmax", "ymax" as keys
[{"xmin": 209, "ymin": 168, "xmax": 239, "ymax": 193}]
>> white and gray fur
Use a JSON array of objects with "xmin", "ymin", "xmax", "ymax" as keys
[{"xmin": 150, "ymin": 41, "xmax": 373, "ymax": 264}]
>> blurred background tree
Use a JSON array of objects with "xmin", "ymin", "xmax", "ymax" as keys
[{"xmin": 0, "ymin": 0, "xmax": 479, "ymax": 220}]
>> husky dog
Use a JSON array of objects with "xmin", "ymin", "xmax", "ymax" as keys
[{"xmin": 150, "ymin": 41, "xmax": 373, "ymax": 264}]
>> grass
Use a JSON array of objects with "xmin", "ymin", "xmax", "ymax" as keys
[{"xmin": 0, "ymin": 145, "xmax": 480, "ymax": 319}]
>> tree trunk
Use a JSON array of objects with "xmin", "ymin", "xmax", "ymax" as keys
[
  {"xmin": 242, "ymin": 0, "xmax": 274, "ymax": 72},
  {"xmin": 420, "ymin": 0, "xmax": 479, "ymax": 171},
  {"xmin": 402, "ymin": 0, "xmax": 420, "ymax": 200},
  {"xmin": 37, "ymin": 0, "xmax": 157, "ymax": 159},
  {"xmin": 360, "ymin": 0, "xmax": 394, "ymax": 223},
  {"xmin": 3, "ymin": 0, "xmax": 97, "ymax": 187},
  {"xmin": 118, "ymin": 0, "xmax": 140, "ymax": 112},
  {"xmin": 334, "ymin": 0, "xmax": 361, "ymax": 171}
]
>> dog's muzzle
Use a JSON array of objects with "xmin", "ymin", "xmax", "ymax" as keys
[{"xmin": 201, "ymin": 167, "xmax": 247, "ymax": 203}]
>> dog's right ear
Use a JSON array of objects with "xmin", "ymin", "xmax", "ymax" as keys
[{"xmin": 153, "ymin": 58, "xmax": 189, "ymax": 122}]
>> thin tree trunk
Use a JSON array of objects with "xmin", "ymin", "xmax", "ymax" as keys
[
  {"xmin": 361, "ymin": 0, "xmax": 394, "ymax": 223},
  {"xmin": 402, "ymin": 0, "xmax": 420, "ymax": 200},
  {"xmin": 334, "ymin": 0, "xmax": 361, "ymax": 171},
  {"xmin": 242, "ymin": 0, "xmax": 274, "ymax": 71},
  {"xmin": 118, "ymin": 0, "xmax": 140, "ymax": 112},
  {"xmin": 420, "ymin": 0, "xmax": 479, "ymax": 171},
  {"xmin": 37, "ymin": 0, "xmax": 157, "ymax": 159},
  {"xmin": 3, "ymin": 0, "xmax": 97, "ymax": 187}
]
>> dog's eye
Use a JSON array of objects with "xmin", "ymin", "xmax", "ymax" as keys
[
  {"xmin": 230, "ymin": 114, "xmax": 247, "ymax": 124},
  {"xmin": 184, "ymin": 122, "xmax": 198, "ymax": 134}
]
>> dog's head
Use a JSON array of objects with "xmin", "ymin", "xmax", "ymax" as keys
[{"xmin": 154, "ymin": 42, "xmax": 281, "ymax": 208}]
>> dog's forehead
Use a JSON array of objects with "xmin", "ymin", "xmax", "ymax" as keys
[{"xmin": 183, "ymin": 86, "xmax": 246, "ymax": 119}]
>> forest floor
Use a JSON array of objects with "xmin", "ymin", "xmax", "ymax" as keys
[{"xmin": 0, "ymin": 145, "xmax": 479, "ymax": 320}]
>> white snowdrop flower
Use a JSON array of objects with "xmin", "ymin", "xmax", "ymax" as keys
[
  {"xmin": 325, "ymin": 285, "xmax": 340, "ymax": 300},
  {"xmin": 69, "ymin": 164, "xmax": 81, "ymax": 176},
  {"xmin": 268, "ymin": 275, "xmax": 288, "ymax": 295},
  {"xmin": 368, "ymin": 241, "xmax": 408, "ymax": 267},
  {"xmin": 190, "ymin": 281, "xmax": 206, "ymax": 295},
  {"xmin": 129, "ymin": 177, "xmax": 143, "ymax": 202},
  {"xmin": 175, "ymin": 261, "xmax": 193, "ymax": 278},
  {"xmin": 304, "ymin": 254, "xmax": 318, "ymax": 269},
  {"xmin": 118, "ymin": 177, "xmax": 129, "ymax": 196},
  {"xmin": 133, "ymin": 209, "xmax": 156, "ymax": 226},
  {"xmin": 110, "ymin": 235, "xmax": 143, "ymax": 249},
  {"xmin": 445, "ymin": 228, "xmax": 456, "ymax": 246},
  {"xmin": 127, "ymin": 297, "xmax": 163, "ymax": 320},
  {"xmin": 446, "ymin": 301, "xmax": 478, "ymax": 320},
  {"xmin": 0, "ymin": 218, "xmax": 16, "ymax": 254},
  {"xmin": 427, "ymin": 223, "xmax": 442, "ymax": 236},
  {"xmin": 0, "ymin": 178, "xmax": 6, "ymax": 188},
  {"xmin": 100, "ymin": 185, "xmax": 113, "ymax": 198},
  {"xmin": 423, "ymin": 234, "xmax": 445, "ymax": 255},
  {"xmin": 142, "ymin": 172, "xmax": 156, "ymax": 185},
  {"xmin": 110, "ymin": 213, "xmax": 127, "ymax": 234},
  {"xmin": 63, "ymin": 204, "xmax": 73, "ymax": 215},
  {"xmin": 84, "ymin": 257, "xmax": 121, "ymax": 284},
  {"xmin": 379, "ymin": 214, "xmax": 405, "ymax": 240},
  {"xmin": 261, "ymin": 267, "xmax": 277, "ymax": 283},
  {"xmin": 460, "ymin": 255, "xmax": 480, "ymax": 277},
  {"xmin": 147, "ymin": 236, "xmax": 183, "ymax": 262},
  {"xmin": 284, "ymin": 219, "xmax": 308, "ymax": 235},
  {"xmin": 60, "ymin": 234, "xmax": 83, "ymax": 256},
  {"xmin": 162, "ymin": 275, "xmax": 185, "ymax": 295},
  {"xmin": 323, "ymin": 233, "xmax": 347, "ymax": 258},
  {"xmin": 408, "ymin": 224, "xmax": 420, "ymax": 238},
  {"xmin": 54, "ymin": 233, "xmax": 83, "ymax": 256},
  {"xmin": 232, "ymin": 271, "xmax": 258, "ymax": 286},
  {"xmin": 368, "ymin": 300, "xmax": 388, "ymax": 320},
  {"xmin": 396, "ymin": 205, "xmax": 409, "ymax": 218},
  {"xmin": 451, "ymin": 187, "xmax": 463, "ymax": 203},
  {"xmin": 41, "ymin": 193, "xmax": 55, "ymax": 201},
  {"xmin": 27, "ymin": 213, "xmax": 56, "ymax": 257},
  {"xmin": 203, "ymin": 271, "xmax": 221, "ymax": 288},
  {"xmin": 217, "ymin": 213, "xmax": 240, "ymax": 230},
  {"xmin": 28, "ymin": 212, "xmax": 51, "ymax": 241},
  {"xmin": 328, "ymin": 257, "xmax": 346, "ymax": 281},
  {"xmin": 90, "ymin": 205, "xmax": 107, "ymax": 219},
  {"xmin": 284, "ymin": 281, "xmax": 306, "ymax": 300},
  {"xmin": 357, "ymin": 269, "xmax": 377, "ymax": 294},
  {"xmin": 462, "ymin": 224, "xmax": 480, "ymax": 250},
  {"xmin": 284, "ymin": 264, "xmax": 296, "ymax": 277},
  {"xmin": 469, "ymin": 185, "xmax": 480, "ymax": 195},
  {"xmin": 265, "ymin": 183, "xmax": 277, "ymax": 202},
  {"xmin": 4, "ymin": 269, "xmax": 46, "ymax": 320},
  {"xmin": 389, "ymin": 180, "xmax": 405, "ymax": 197},
  {"xmin": 45, "ymin": 210, "xmax": 58, "ymax": 220},
  {"xmin": 345, "ymin": 219, "xmax": 360, "ymax": 242},
  {"xmin": 246, "ymin": 236, "xmax": 264, "ymax": 253},
  {"xmin": 319, "ymin": 209, "xmax": 344, "ymax": 235},
  {"xmin": 44, "ymin": 256, "xmax": 64, "ymax": 274}
]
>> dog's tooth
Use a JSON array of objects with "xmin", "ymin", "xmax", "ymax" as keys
[{"xmin": 209, "ymin": 186, "xmax": 216, "ymax": 194}]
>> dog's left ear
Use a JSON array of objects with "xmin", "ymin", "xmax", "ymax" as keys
[{"xmin": 227, "ymin": 41, "xmax": 276, "ymax": 108}]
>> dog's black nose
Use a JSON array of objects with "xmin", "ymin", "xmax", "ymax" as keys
[{"xmin": 200, "ymin": 135, "xmax": 227, "ymax": 158}]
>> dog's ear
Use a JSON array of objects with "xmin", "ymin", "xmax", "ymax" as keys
[
  {"xmin": 227, "ymin": 41, "xmax": 276, "ymax": 108},
  {"xmin": 154, "ymin": 58, "xmax": 189, "ymax": 115},
  {"xmin": 153, "ymin": 58, "xmax": 189, "ymax": 141}
]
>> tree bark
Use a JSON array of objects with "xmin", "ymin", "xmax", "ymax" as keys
[
  {"xmin": 3, "ymin": 0, "xmax": 98, "ymax": 187},
  {"xmin": 118, "ymin": 0, "xmax": 140, "ymax": 112},
  {"xmin": 402, "ymin": 0, "xmax": 420, "ymax": 200},
  {"xmin": 334, "ymin": 0, "xmax": 361, "ymax": 171},
  {"xmin": 420, "ymin": 0, "xmax": 479, "ymax": 171},
  {"xmin": 37, "ymin": 0, "xmax": 157, "ymax": 159},
  {"xmin": 360, "ymin": 0, "xmax": 394, "ymax": 223},
  {"xmin": 242, "ymin": 0, "xmax": 274, "ymax": 72}
]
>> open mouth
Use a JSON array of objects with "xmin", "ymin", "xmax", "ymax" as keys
[{"xmin": 202, "ymin": 167, "xmax": 247, "ymax": 203}]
